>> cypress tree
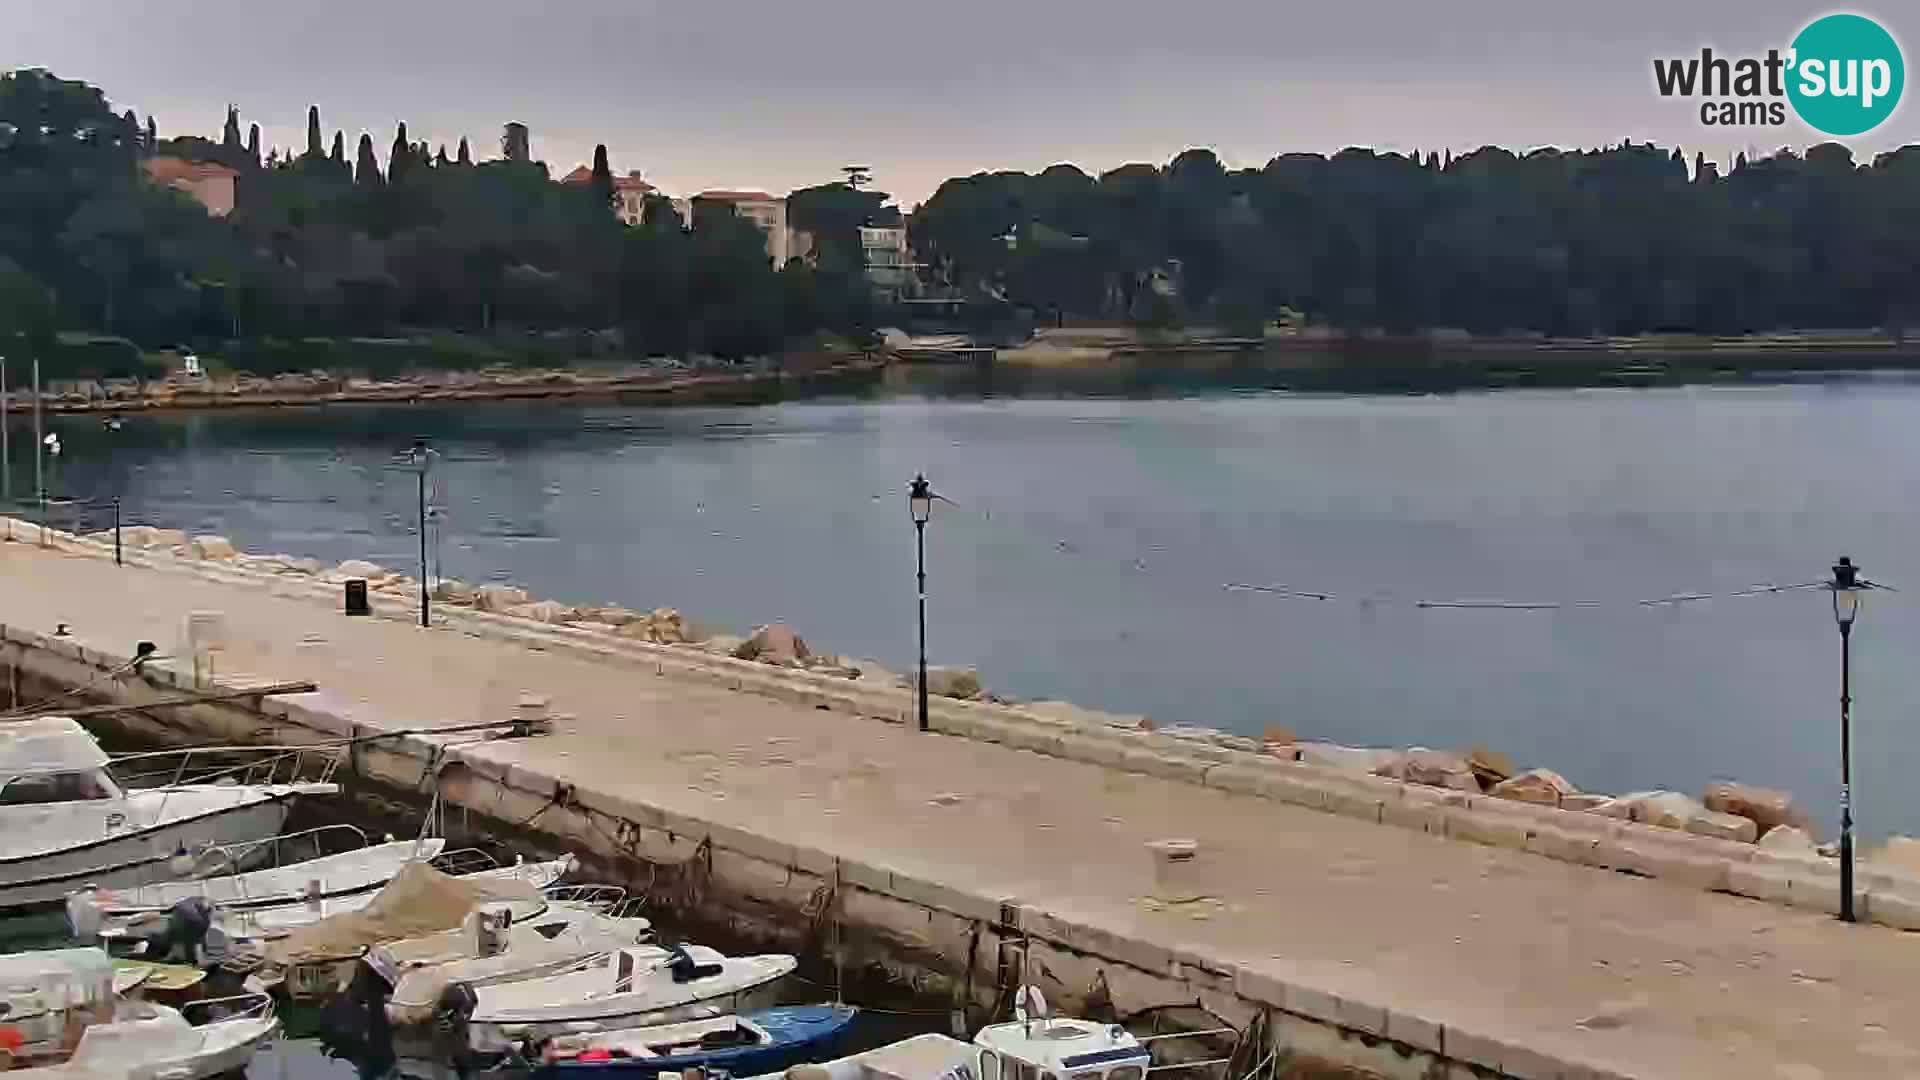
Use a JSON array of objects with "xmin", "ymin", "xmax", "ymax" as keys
[
  {"xmin": 330, "ymin": 131, "xmax": 346, "ymax": 164},
  {"xmin": 389, "ymin": 122, "xmax": 411, "ymax": 183},
  {"xmin": 435, "ymin": 144, "xmax": 450, "ymax": 167},
  {"xmin": 145, "ymin": 115, "xmax": 157, "ymax": 153},
  {"xmin": 590, "ymin": 144, "xmax": 615, "ymax": 210},
  {"xmin": 355, "ymin": 132, "xmax": 383, "ymax": 187},
  {"xmin": 120, "ymin": 109, "xmax": 138, "ymax": 149},
  {"xmin": 306, "ymin": 106, "xmax": 324, "ymax": 159},
  {"xmin": 1693, "ymin": 151, "xmax": 1707, "ymax": 182},
  {"xmin": 222, "ymin": 105, "xmax": 242, "ymax": 149},
  {"xmin": 457, "ymin": 137, "xmax": 472, "ymax": 166},
  {"xmin": 247, "ymin": 123, "xmax": 261, "ymax": 168}
]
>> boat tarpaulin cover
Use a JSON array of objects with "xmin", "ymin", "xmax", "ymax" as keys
[{"xmin": 266, "ymin": 861, "xmax": 542, "ymax": 966}]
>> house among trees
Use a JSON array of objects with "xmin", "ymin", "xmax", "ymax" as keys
[
  {"xmin": 141, "ymin": 157, "xmax": 239, "ymax": 216},
  {"xmin": 559, "ymin": 165, "xmax": 657, "ymax": 226}
]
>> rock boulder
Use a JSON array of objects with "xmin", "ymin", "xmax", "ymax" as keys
[
  {"xmin": 1759, "ymin": 826, "xmax": 1817, "ymax": 854},
  {"xmin": 1626, "ymin": 791, "xmax": 1759, "ymax": 843},
  {"xmin": 734, "ymin": 623, "xmax": 809, "ymax": 665},
  {"xmin": 924, "ymin": 666, "xmax": 983, "ymax": 700},
  {"xmin": 1703, "ymin": 781, "xmax": 1809, "ymax": 838},
  {"xmin": 191, "ymin": 535, "xmax": 237, "ymax": 561},
  {"xmin": 1373, "ymin": 748, "xmax": 1481, "ymax": 792},
  {"xmin": 474, "ymin": 584, "xmax": 532, "ymax": 612},
  {"xmin": 1869, "ymin": 835, "xmax": 1920, "ymax": 876},
  {"xmin": 1491, "ymin": 768, "xmax": 1579, "ymax": 807},
  {"xmin": 505, "ymin": 600, "xmax": 574, "ymax": 624},
  {"xmin": 336, "ymin": 559, "xmax": 388, "ymax": 581},
  {"xmin": 430, "ymin": 579, "xmax": 476, "ymax": 604},
  {"xmin": 1298, "ymin": 743, "xmax": 1401, "ymax": 775}
]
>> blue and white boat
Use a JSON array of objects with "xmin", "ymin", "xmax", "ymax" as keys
[{"xmin": 534, "ymin": 1004, "xmax": 858, "ymax": 1078}]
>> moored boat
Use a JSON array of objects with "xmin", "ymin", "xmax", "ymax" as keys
[
  {"xmin": 0, "ymin": 718, "xmax": 337, "ymax": 910},
  {"xmin": 450, "ymin": 943, "xmax": 798, "ymax": 1058},
  {"xmin": 532, "ymin": 1004, "xmax": 859, "ymax": 1078}
]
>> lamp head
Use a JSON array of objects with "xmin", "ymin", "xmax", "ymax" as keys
[
  {"xmin": 908, "ymin": 474, "xmax": 932, "ymax": 524},
  {"xmin": 1832, "ymin": 556, "xmax": 1862, "ymax": 629}
]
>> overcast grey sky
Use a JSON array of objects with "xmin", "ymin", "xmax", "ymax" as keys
[{"xmin": 5, "ymin": 0, "xmax": 1915, "ymax": 205}]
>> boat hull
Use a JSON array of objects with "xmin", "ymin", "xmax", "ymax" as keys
[
  {"xmin": 467, "ymin": 975, "xmax": 794, "ymax": 1057},
  {"xmin": 534, "ymin": 1005, "xmax": 859, "ymax": 1079},
  {"xmin": 1, "ymin": 792, "xmax": 309, "ymax": 911}
]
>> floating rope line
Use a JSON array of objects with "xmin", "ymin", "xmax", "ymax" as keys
[{"xmin": 1224, "ymin": 579, "xmax": 1843, "ymax": 611}]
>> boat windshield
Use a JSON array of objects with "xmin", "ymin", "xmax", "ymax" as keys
[{"xmin": 0, "ymin": 769, "xmax": 121, "ymax": 805}]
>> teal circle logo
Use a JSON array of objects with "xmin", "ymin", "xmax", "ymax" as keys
[{"xmin": 1787, "ymin": 13, "xmax": 1904, "ymax": 136}]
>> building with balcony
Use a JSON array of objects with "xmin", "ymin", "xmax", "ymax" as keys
[
  {"xmin": 693, "ymin": 190, "xmax": 799, "ymax": 265},
  {"xmin": 143, "ymin": 157, "xmax": 239, "ymax": 217},
  {"xmin": 559, "ymin": 166, "xmax": 659, "ymax": 226}
]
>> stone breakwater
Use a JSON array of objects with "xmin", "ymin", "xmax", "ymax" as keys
[
  {"xmin": 54, "ymin": 522, "xmax": 1920, "ymax": 930},
  {"xmin": 26, "ymin": 356, "xmax": 884, "ymax": 415}
]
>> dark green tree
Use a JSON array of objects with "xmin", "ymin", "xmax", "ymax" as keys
[
  {"xmin": 305, "ymin": 106, "xmax": 324, "ymax": 159},
  {"xmin": 590, "ymin": 144, "xmax": 615, "ymax": 210},
  {"xmin": 355, "ymin": 133, "xmax": 382, "ymax": 187},
  {"xmin": 389, "ymin": 123, "xmax": 412, "ymax": 184},
  {"xmin": 221, "ymin": 104, "xmax": 242, "ymax": 150},
  {"xmin": 457, "ymin": 136, "xmax": 472, "ymax": 166},
  {"xmin": 247, "ymin": 123, "xmax": 261, "ymax": 169}
]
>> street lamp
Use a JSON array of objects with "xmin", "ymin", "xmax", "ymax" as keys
[
  {"xmin": 1830, "ymin": 556, "xmax": 1864, "ymax": 922},
  {"xmin": 908, "ymin": 475, "xmax": 933, "ymax": 733},
  {"xmin": 409, "ymin": 439, "xmax": 432, "ymax": 628}
]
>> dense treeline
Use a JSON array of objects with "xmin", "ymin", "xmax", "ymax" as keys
[
  {"xmin": 0, "ymin": 69, "xmax": 877, "ymax": 377},
  {"xmin": 913, "ymin": 144, "xmax": 1920, "ymax": 336}
]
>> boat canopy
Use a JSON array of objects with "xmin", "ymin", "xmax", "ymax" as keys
[{"xmin": 0, "ymin": 717, "xmax": 112, "ymax": 776}]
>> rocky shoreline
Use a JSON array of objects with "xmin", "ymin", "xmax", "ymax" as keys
[
  {"xmin": 94, "ymin": 524, "xmax": 1920, "ymax": 875},
  {"xmin": 20, "ymin": 355, "xmax": 886, "ymax": 415}
]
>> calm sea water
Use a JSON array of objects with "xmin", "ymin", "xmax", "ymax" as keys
[{"xmin": 22, "ymin": 367, "xmax": 1920, "ymax": 838}]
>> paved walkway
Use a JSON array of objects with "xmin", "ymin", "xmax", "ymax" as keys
[{"xmin": 5, "ymin": 540, "xmax": 1918, "ymax": 1078}]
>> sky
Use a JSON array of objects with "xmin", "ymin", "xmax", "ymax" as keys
[{"xmin": 4, "ymin": 0, "xmax": 1916, "ymax": 207}]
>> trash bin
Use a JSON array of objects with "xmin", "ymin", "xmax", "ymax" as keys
[{"xmin": 344, "ymin": 579, "xmax": 371, "ymax": 616}]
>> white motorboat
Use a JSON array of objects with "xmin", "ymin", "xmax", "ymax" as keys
[
  {"xmin": 743, "ymin": 987, "xmax": 1150, "ymax": 1080},
  {"xmin": 0, "ymin": 718, "xmax": 337, "ymax": 909},
  {"xmin": 74, "ymin": 835, "xmax": 446, "ymax": 921},
  {"xmin": 380, "ymin": 901, "xmax": 654, "ymax": 1024},
  {"xmin": 222, "ymin": 853, "xmax": 573, "ymax": 940},
  {"xmin": 0, "ymin": 949, "xmax": 276, "ymax": 1080},
  {"xmin": 742, "ymin": 1033, "xmax": 974, "ymax": 1080},
  {"xmin": 456, "ymin": 943, "xmax": 797, "ymax": 1054},
  {"xmin": 4, "ymin": 997, "xmax": 278, "ymax": 1080}
]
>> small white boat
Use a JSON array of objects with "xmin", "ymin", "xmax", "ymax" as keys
[
  {"xmin": 380, "ymin": 901, "xmax": 654, "ymax": 1024},
  {"xmin": 0, "ymin": 949, "xmax": 277, "ymax": 1080},
  {"xmin": 224, "ymin": 853, "xmax": 572, "ymax": 940},
  {"xmin": 4, "ymin": 997, "xmax": 277, "ymax": 1080},
  {"xmin": 743, "ymin": 987, "xmax": 1149, "ymax": 1080},
  {"xmin": 743, "ymin": 1033, "xmax": 974, "ymax": 1080},
  {"xmin": 457, "ymin": 944, "xmax": 797, "ymax": 1054},
  {"xmin": 0, "ymin": 718, "xmax": 337, "ymax": 909},
  {"xmin": 74, "ymin": 835, "xmax": 445, "ymax": 921}
]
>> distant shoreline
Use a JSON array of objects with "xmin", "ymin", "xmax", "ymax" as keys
[{"xmin": 16, "ymin": 353, "xmax": 888, "ymax": 416}]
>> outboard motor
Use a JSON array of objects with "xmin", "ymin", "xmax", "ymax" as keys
[
  {"xmin": 317, "ymin": 959, "xmax": 397, "ymax": 1080},
  {"xmin": 431, "ymin": 981, "xmax": 480, "ymax": 1078}
]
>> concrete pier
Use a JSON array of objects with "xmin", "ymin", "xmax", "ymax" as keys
[{"xmin": 4, "ymin": 528, "xmax": 1919, "ymax": 1078}]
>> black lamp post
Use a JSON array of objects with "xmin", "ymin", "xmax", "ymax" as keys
[
  {"xmin": 1830, "ymin": 556, "xmax": 1864, "ymax": 922},
  {"xmin": 410, "ymin": 439, "xmax": 432, "ymax": 628},
  {"xmin": 908, "ymin": 474, "xmax": 933, "ymax": 732}
]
